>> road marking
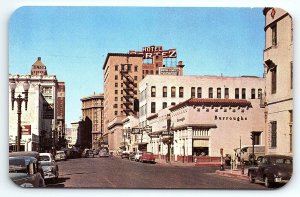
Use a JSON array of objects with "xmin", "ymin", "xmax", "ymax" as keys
[{"xmin": 104, "ymin": 177, "xmax": 117, "ymax": 188}]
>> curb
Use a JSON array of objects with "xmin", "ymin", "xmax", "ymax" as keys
[
  {"xmin": 215, "ymin": 170, "xmax": 248, "ymax": 180},
  {"xmin": 195, "ymin": 163, "xmax": 221, "ymax": 167}
]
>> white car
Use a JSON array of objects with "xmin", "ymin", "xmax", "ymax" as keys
[
  {"xmin": 55, "ymin": 151, "xmax": 67, "ymax": 161},
  {"xmin": 134, "ymin": 151, "xmax": 143, "ymax": 162},
  {"xmin": 39, "ymin": 153, "xmax": 59, "ymax": 183}
]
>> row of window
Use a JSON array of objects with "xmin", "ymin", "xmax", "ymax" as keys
[
  {"xmin": 114, "ymin": 64, "xmax": 138, "ymax": 72},
  {"xmin": 150, "ymin": 102, "xmax": 176, "ymax": 113},
  {"xmin": 115, "ymin": 75, "xmax": 138, "ymax": 81},
  {"xmin": 151, "ymin": 86, "xmax": 263, "ymax": 99}
]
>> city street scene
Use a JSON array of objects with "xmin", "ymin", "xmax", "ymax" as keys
[{"xmin": 8, "ymin": 7, "xmax": 293, "ymax": 189}]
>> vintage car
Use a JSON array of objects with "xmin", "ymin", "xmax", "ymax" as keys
[
  {"xmin": 98, "ymin": 148, "xmax": 109, "ymax": 157},
  {"xmin": 9, "ymin": 151, "xmax": 44, "ymax": 178},
  {"xmin": 134, "ymin": 151, "xmax": 143, "ymax": 162},
  {"xmin": 139, "ymin": 152, "xmax": 156, "ymax": 163},
  {"xmin": 9, "ymin": 156, "xmax": 45, "ymax": 187},
  {"xmin": 55, "ymin": 150, "xmax": 67, "ymax": 161},
  {"xmin": 129, "ymin": 152, "xmax": 136, "ymax": 161},
  {"xmin": 39, "ymin": 153, "xmax": 59, "ymax": 183},
  {"xmin": 121, "ymin": 151, "xmax": 130, "ymax": 159},
  {"xmin": 248, "ymin": 154, "xmax": 293, "ymax": 188}
]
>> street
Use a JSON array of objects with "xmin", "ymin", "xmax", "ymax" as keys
[{"xmin": 46, "ymin": 156, "xmax": 266, "ymax": 189}]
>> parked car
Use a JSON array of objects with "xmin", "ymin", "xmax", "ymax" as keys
[
  {"xmin": 82, "ymin": 149, "xmax": 94, "ymax": 158},
  {"xmin": 93, "ymin": 149, "xmax": 99, "ymax": 156},
  {"xmin": 140, "ymin": 152, "xmax": 156, "ymax": 163},
  {"xmin": 121, "ymin": 151, "xmax": 130, "ymax": 159},
  {"xmin": 39, "ymin": 153, "xmax": 59, "ymax": 183},
  {"xmin": 248, "ymin": 154, "xmax": 293, "ymax": 188},
  {"xmin": 134, "ymin": 151, "xmax": 143, "ymax": 162},
  {"xmin": 98, "ymin": 148, "xmax": 109, "ymax": 157},
  {"xmin": 129, "ymin": 152, "xmax": 136, "ymax": 161},
  {"xmin": 9, "ymin": 151, "xmax": 44, "ymax": 179},
  {"xmin": 9, "ymin": 156, "xmax": 45, "ymax": 187},
  {"xmin": 55, "ymin": 150, "xmax": 67, "ymax": 161}
]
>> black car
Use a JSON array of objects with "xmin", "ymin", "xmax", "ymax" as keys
[{"xmin": 248, "ymin": 154, "xmax": 293, "ymax": 188}]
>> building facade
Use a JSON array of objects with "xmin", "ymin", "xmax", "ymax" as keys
[
  {"xmin": 263, "ymin": 8, "xmax": 293, "ymax": 155},
  {"xmin": 9, "ymin": 74, "xmax": 58, "ymax": 152},
  {"xmin": 81, "ymin": 93, "xmax": 104, "ymax": 149}
]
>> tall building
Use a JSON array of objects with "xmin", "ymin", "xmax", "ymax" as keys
[
  {"xmin": 102, "ymin": 46, "xmax": 183, "ymax": 154},
  {"xmin": 81, "ymin": 93, "xmax": 104, "ymax": 149},
  {"xmin": 263, "ymin": 8, "xmax": 293, "ymax": 155},
  {"xmin": 30, "ymin": 57, "xmax": 66, "ymax": 149}
]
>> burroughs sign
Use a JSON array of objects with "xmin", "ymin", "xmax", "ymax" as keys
[{"xmin": 129, "ymin": 46, "xmax": 177, "ymax": 59}]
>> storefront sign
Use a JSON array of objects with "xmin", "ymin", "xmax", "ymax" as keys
[
  {"xmin": 129, "ymin": 46, "xmax": 177, "ymax": 59},
  {"xmin": 21, "ymin": 125, "xmax": 31, "ymax": 135},
  {"xmin": 215, "ymin": 115, "xmax": 247, "ymax": 121}
]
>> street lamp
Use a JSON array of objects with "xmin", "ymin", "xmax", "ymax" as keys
[
  {"xmin": 166, "ymin": 114, "xmax": 172, "ymax": 163},
  {"xmin": 123, "ymin": 130, "xmax": 127, "ymax": 151},
  {"xmin": 10, "ymin": 78, "xmax": 30, "ymax": 152}
]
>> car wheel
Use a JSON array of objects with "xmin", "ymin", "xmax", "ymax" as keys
[{"xmin": 248, "ymin": 173, "xmax": 255, "ymax": 183}]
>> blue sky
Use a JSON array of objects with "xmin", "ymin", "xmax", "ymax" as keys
[{"xmin": 9, "ymin": 7, "xmax": 265, "ymax": 127}]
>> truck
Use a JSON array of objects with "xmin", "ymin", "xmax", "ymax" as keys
[{"xmin": 234, "ymin": 145, "xmax": 265, "ymax": 165}]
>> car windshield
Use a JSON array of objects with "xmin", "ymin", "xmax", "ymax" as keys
[
  {"xmin": 39, "ymin": 155, "xmax": 50, "ymax": 161},
  {"xmin": 271, "ymin": 158, "xmax": 292, "ymax": 165},
  {"xmin": 9, "ymin": 158, "xmax": 27, "ymax": 173}
]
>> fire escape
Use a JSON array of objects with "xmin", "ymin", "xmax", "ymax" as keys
[{"xmin": 120, "ymin": 64, "xmax": 137, "ymax": 116}]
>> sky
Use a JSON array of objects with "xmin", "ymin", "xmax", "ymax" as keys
[{"xmin": 9, "ymin": 6, "xmax": 265, "ymax": 127}]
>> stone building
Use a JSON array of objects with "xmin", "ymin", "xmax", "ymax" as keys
[{"xmin": 263, "ymin": 8, "xmax": 293, "ymax": 155}]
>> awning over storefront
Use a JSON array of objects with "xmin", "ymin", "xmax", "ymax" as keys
[{"xmin": 193, "ymin": 139, "xmax": 209, "ymax": 147}]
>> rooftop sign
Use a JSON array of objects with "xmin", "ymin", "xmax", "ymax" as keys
[{"xmin": 129, "ymin": 46, "xmax": 177, "ymax": 59}]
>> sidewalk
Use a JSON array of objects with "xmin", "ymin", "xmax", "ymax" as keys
[
  {"xmin": 215, "ymin": 167, "xmax": 249, "ymax": 180},
  {"xmin": 155, "ymin": 160, "xmax": 221, "ymax": 167}
]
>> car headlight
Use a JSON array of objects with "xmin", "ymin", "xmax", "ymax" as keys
[{"xmin": 20, "ymin": 183, "xmax": 34, "ymax": 187}]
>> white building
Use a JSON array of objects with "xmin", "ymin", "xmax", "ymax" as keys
[
  {"xmin": 263, "ymin": 8, "xmax": 293, "ymax": 156},
  {"xmin": 9, "ymin": 74, "xmax": 58, "ymax": 152},
  {"xmin": 139, "ymin": 75, "xmax": 265, "ymax": 161}
]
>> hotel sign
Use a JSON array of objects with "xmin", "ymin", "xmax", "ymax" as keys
[
  {"xmin": 129, "ymin": 46, "xmax": 177, "ymax": 59},
  {"xmin": 21, "ymin": 125, "xmax": 31, "ymax": 135}
]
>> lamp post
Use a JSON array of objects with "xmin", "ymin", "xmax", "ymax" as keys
[
  {"xmin": 250, "ymin": 131, "xmax": 255, "ymax": 166},
  {"xmin": 123, "ymin": 130, "xmax": 127, "ymax": 151},
  {"xmin": 167, "ymin": 114, "xmax": 172, "ymax": 164},
  {"xmin": 10, "ymin": 79, "xmax": 30, "ymax": 152}
]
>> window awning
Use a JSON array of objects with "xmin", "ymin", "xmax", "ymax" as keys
[{"xmin": 193, "ymin": 139, "xmax": 209, "ymax": 147}]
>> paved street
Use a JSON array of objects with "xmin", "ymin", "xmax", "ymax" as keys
[{"xmin": 46, "ymin": 156, "xmax": 266, "ymax": 189}]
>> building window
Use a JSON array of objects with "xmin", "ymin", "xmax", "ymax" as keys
[
  {"xmin": 171, "ymin": 102, "xmax": 176, "ymax": 106},
  {"xmin": 121, "ymin": 83, "xmax": 123, "ymax": 87},
  {"xmin": 115, "ymin": 65, "xmax": 118, "ymax": 71},
  {"xmin": 114, "ymin": 97, "xmax": 118, "ymax": 101},
  {"xmin": 114, "ymin": 111, "xmax": 118, "ymax": 115},
  {"xmin": 121, "ymin": 64, "xmax": 124, "ymax": 71},
  {"xmin": 115, "ymin": 90, "xmax": 118, "ymax": 94},
  {"xmin": 209, "ymin": 87, "xmax": 213, "ymax": 98},
  {"xmin": 146, "ymin": 70, "xmax": 149, "ymax": 74},
  {"xmin": 258, "ymin": 89, "xmax": 262, "ymax": 99},
  {"xmin": 225, "ymin": 88, "xmax": 229, "ymax": 99},
  {"xmin": 271, "ymin": 67, "xmax": 277, "ymax": 94},
  {"xmin": 289, "ymin": 110, "xmax": 293, "ymax": 153},
  {"xmin": 271, "ymin": 121, "xmax": 277, "ymax": 148},
  {"xmin": 217, "ymin": 88, "xmax": 221, "ymax": 98},
  {"xmin": 179, "ymin": 87, "xmax": 184, "ymax": 98},
  {"xmin": 115, "ymin": 83, "xmax": 118, "ymax": 87},
  {"xmin": 151, "ymin": 102, "xmax": 156, "ymax": 113},
  {"xmin": 242, "ymin": 88, "xmax": 246, "ymax": 99},
  {"xmin": 113, "ymin": 104, "xmax": 118, "ymax": 108},
  {"xmin": 235, "ymin": 88, "xmax": 239, "ymax": 99},
  {"xmin": 251, "ymin": 88, "xmax": 255, "ymax": 99},
  {"xmin": 134, "ymin": 76, "xmax": 138, "ymax": 80},
  {"xmin": 253, "ymin": 132, "xmax": 261, "ymax": 145},
  {"xmin": 151, "ymin": 86, "xmax": 156, "ymax": 97},
  {"xmin": 197, "ymin": 87, "xmax": 202, "ymax": 98},
  {"xmin": 134, "ymin": 66, "xmax": 138, "ymax": 72},
  {"xmin": 115, "ymin": 75, "xmax": 118, "ymax": 80},
  {"xmin": 121, "ymin": 97, "xmax": 123, "ymax": 101},
  {"xmin": 162, "ymin": 102, "xmax": 167, "ymax": 109},
  {"xmin": 191, "ymin": 87, "xmax": 195, "ymax": 98},
  {"xmin": 171, "ymin": 87, "xmax": 176, "ymax": 98},
  {"xmin": 150, "ymin": 70, "xmax": 154, "ymax": 74},
  {"xmin": 271, "ymin": 25, "xmax": 277, "ymax": 46},
  {"xmin": 121, "ymin": 90, "xmax": 123, "ymax": 94},
  {"xmin": 156, "ymin": 70, "xmax": 159, "ymax": 74},
  {"xmin": 163, "ymin": 86, "xmax": 167, "ymax": 97},
  {"xmin": 291, "ymin": 62, "xmax": 293, "ymax": 89}
]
